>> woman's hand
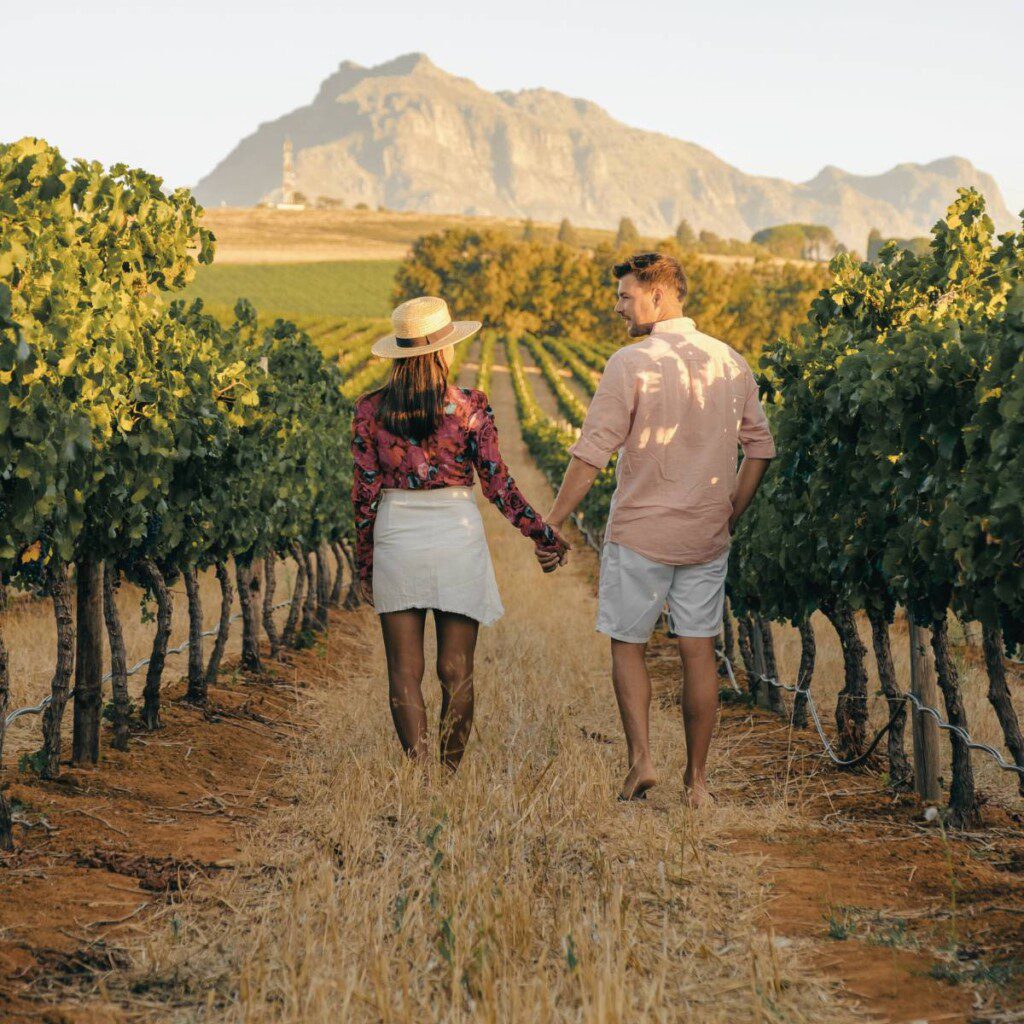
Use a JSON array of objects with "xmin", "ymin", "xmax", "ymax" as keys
[{"xmin": 535, "ymin": 524, "xmax": 571, "ymax": 573}]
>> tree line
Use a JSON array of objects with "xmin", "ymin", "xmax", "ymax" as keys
[{"xmin": 394, "ymin": 230, "xmax": 828, "ymax": 362}]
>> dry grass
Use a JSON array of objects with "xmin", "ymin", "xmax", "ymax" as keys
[
  {"xmin": 198, "ymin": 207, "xmax": 811, "ymax": 270},
  {"xmin": 98, "ymin": 377, "xmax": 861, "ymax": 1024}
]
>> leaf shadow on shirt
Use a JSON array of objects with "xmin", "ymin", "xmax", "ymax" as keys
[{"xmin": 621, "ymin": 337, "xmax": 747, "ymax": 485}]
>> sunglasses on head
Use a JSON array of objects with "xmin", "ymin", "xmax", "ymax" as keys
[{"xmin": 630, "ymin": 252, "xmax": 661, "ymax": 268}]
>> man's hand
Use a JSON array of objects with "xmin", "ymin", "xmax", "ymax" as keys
[{"xmin": 728, "ymin": 457, "xmax": 772, "ymax": 537}]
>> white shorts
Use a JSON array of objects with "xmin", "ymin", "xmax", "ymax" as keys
[{"xmin": 596, "ymin": 543, "xmax": 728, "ymax": 643}]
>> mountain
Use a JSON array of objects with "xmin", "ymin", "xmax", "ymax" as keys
[{"xmin": 193, "ymin": 53, "xmax": 1015, "ymax": 251}]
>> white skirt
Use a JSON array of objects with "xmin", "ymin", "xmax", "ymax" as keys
[{"xmin": 372, "ymin": 487, "xmax": 505, "ymax": 625}]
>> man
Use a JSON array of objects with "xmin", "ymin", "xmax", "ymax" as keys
[{"xmin": 537, "ymin": 252, "xmax": 775, "ymax": 806}]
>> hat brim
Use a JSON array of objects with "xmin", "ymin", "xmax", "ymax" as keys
[{"xmin": 371, "ymin": 320, "xmax": 482, "ymax": 359}]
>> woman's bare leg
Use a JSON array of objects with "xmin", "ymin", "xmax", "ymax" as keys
[
  {"xmin": 434, "ymin": 611, "xmax": 479, "ymax": 771},
  {"xmin": 380, "ymin": 609, "xmax": 429, "ymax": 759}
]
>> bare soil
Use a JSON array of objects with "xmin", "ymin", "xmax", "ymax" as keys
[
  {"xmin": 0, "ymin": 636, "xmax": 355, "ymax": 1022},
  {"xmin": 646, "ymin": 639, "xmax": 1024, "ymax": 1023}
]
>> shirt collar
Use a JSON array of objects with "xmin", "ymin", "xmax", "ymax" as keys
[{"xmin": 651, "ymin": 316, "xmax": 696, "ymax": 336}]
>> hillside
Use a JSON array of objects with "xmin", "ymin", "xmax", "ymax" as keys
[{"xmin": 194, "ymin": 53, "xmax": 1015, "ymax": 250}]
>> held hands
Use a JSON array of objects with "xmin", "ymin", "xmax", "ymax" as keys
[{"xmin": 535, "ymin": 523, "xmax": 571, "ymax": 574}]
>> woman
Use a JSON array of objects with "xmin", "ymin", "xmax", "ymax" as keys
[{"xmin": 351, "ymin": 296, "xmax": 569, "ymax": 770}]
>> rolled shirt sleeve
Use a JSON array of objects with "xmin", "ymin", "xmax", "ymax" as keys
[
  {"xmin": 738, "ymin": 368, "xmax": 776, "ymax": 459},
  {"xmin": 568, "ymin": 350, "xmax": 636, "ymax": 470}
]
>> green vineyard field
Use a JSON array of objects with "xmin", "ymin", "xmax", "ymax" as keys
[{"xmin": 179, "ymin": 259, "xmax": 401, "ymax": 319}]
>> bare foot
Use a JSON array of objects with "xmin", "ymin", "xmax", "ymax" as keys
[
  {"xmin": 618, "ymin": 760, "xmax": 657, "ymax": 802},
  {"xmin": 683, "ymin": 780, "xmax": 714, "ymax": 809}
]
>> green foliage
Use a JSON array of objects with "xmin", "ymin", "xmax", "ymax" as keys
[
  {"xmin": 522, "ymin": 336, "xmax": 587, "ymax": 426},
  {"xmin": 734, "ymin": 189, "xmax": 1024, "ymax": 644},
  {"xmin": 0, "ymin": 137, "xmax": 358, "ymax": 603},
  {"xmin": 750, "ymin": 223, "xmax": 838, "ymax": 261},
  {"xmin": 475, "ymin": 332, "xmax": 495, "ymax": 394},
  {"xmin": 17, "ymin": 749, "xmax": 47, "ymax": 776},
  {"xmin": 0, "ymin": 137, "xmax": 213, "ymax": 580},
  {"xmin": 179, "ymin": 260, "xmax": 400, "ymax": 319},
  {"xmin": 504, "ymin": 337, "xmax": 614, "ymax": 544}
]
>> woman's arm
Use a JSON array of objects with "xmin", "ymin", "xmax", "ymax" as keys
[
  {"xmin": 350, "ymin": 400, "xmax": 383, "ymax": 597},
  {"xmin": 469, "ymin": 393, "xmax": 568, "ymax": 556}
]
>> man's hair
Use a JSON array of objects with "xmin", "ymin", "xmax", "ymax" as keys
[{"xmin": 612, "ymin": 251, "xmax": 688, "ymax": 304}]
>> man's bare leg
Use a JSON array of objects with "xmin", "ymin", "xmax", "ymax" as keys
[
  {"xmin": 678, "ymin": 635, "xmax": 719, "ymax": 807},
  {"xmin": 611, "ymin": 639, "xmax": 657, "ymax": 800}
]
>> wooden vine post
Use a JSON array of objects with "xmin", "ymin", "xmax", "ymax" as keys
[{"xmin": 908, "ymin": 622, "xmax": 941, "ymax": 802}]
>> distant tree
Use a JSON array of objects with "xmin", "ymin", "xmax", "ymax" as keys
[
  {"xmin": 314, "ymin": 196, "xmax": 344, "ymax": 209},
  {"xmin": 867, "ymin": 228, "xmax": 884, "ymax": 261},
  {"xmin": 292, "ymin": 191, "xmax": 308, "ymax": 205},
  {"xmin": 750, "ymin": 223, "xmax": 837, "ymax": 261},
  {"xmin": 557, "ymin": 218, "xmax": 580, "ymax": 246},
  {"xmin": 675, "ymin": 219, "xmax": 697, "ymax": 247},
  {"xmin": 698, "ymin": 229, "xmax": 725, "ymax": 252},
  {"xmin": 393, "ymin": 228, "xmax": 829, "ymax": 360},
  {"xmin": 522, "ymin": 218, "xmax": 537, "ymax": 242},
  {"xmin": 615, "ymin": 217, "xmax": 640, "ymax": 247},
  {"xmin": 354, "ymin": 202, "xmax": 370, "ymax": 211},
  {"xmin": 900, "ymin": 236, "xmax": 931, "ymax": 256}
]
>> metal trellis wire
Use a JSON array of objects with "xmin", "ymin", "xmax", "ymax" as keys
[
  {"xmin": 714, "ymin": 647, "xmax": 1024, "ymax": 780},
  {"xmin": 5, "ymin": 598, "xmax": 294, "ymax": 729}
]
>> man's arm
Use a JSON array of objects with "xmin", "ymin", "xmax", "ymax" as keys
[
  {"xmin": 729, "ymin": 363, "xmax": 776, "ymax": 534},
  {"xmin": 536, "ymin": 352, "xmax": 633, "ymax": 570},
  {"xmin": 535, "ymin": 457, "xmax": 601, "ymax": 570},
  {"xmin": 548, "ymin": 456, "xmax": 601, "ymax": 529},
  {"xmin": 728, "ymin": 456, "xmax": 771, "ymax": 534}
]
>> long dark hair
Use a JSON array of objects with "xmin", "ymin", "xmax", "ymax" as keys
[{"xmin": 377, "ymin": 351, "xmax": 450, "ymax": 442}]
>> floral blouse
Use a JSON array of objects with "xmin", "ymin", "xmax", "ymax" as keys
[{"xmin": 351, "ymin": 386, "xmax": 562, "ymax": 585}]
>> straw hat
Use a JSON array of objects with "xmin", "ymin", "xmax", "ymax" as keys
[{"xmin": 371, "ymin": 296, "xmax": 481, "ymax": 359}]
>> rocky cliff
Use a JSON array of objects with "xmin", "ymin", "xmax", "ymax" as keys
[{"xmin": 193, "ymin": 53, "xmax": 1014, "ymax": 250}]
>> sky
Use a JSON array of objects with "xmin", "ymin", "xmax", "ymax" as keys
[{"xmin": 3, "ymin": 0, "xmax": 1021, "ymax": 214}]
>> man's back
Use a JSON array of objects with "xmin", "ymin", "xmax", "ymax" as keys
[{"xmin": 569, "ymin": 316, "xmax": 775, "ymax": 565}]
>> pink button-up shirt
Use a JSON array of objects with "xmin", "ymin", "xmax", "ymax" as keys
[{"xmin": 568, "ymin": 317, "xmax": 776, "ymax": 566}]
